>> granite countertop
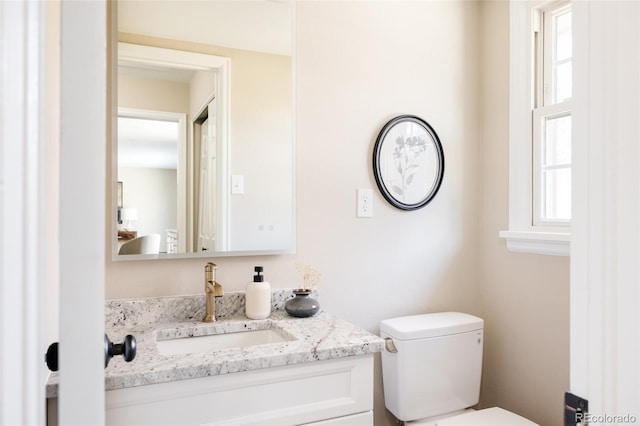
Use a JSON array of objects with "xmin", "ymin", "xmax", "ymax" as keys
[{"xmin": 46, "ymin": 291, "xmax": 385, "ymax": 398}]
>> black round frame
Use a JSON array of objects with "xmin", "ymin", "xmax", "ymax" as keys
[{"xmin": 372, "ymin": 115, "xmax": 445, "ymax": 211}]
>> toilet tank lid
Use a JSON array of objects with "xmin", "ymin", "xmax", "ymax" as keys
[{"xmin": 380, "ymin": 312, "xmax": 483, "ymax": 340}]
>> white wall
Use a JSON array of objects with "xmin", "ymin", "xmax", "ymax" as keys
[{"xmin": 119, "ymin": 167, "xmax": 177, "ymax": 253}]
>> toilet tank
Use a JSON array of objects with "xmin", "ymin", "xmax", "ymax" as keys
[{"xmin": 380, "ymin": 312, "xmax": 484, "ymax": 422}]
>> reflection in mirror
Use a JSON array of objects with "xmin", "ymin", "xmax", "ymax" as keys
[
  {"xmin": 114, "ymin": 1, "xmax": 294, "ymax": 259},
  {"xmin": 117, "ymin": 110, "xmax": 183, "ymax": 254}
]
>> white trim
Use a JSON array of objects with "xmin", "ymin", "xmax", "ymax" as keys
[
  {"xmin": 498, "ymin": 230, "xmax": 569, "ymax": 256},
  {"xmin": 507, "ymin": 0, "xmax": 534, "ymax": 235},
  {"xmin": 502, "ymin": 0, "xmax": 570, "ymax": 256},
  {"xmin": 569, "ymin": 0, "xmax": 591, "ymax": 402},
  {"xmin": 118, "ymin": 43, "xmax": 228, "ymax": 70},
  {"xmin": 0, "ymin": 1, "xmax": 47, "ymax": 424}
]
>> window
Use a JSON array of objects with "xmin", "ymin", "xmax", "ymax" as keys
[
  {"xmin": 500, "ymin": 0, "xmax": 572, "ymax": 256},
  {"xmin": 533, "ymin": 2, "xmax": 572, "ymax": 226}
]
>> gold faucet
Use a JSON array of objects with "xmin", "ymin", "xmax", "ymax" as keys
[{"xmin": 203, "ymin": 262, "xmax": 224, "ymax": 322}]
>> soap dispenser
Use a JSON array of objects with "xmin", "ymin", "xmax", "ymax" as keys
[{"xmin": 245, "ymin": 266, "xmax": 271, "ymax": 319}]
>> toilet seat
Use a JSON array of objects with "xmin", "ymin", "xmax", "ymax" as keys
[{"xmin": 435, "ymin": 407, "xmax": 539, "ymax": 426}]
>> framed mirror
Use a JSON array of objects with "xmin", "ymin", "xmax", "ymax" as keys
[
  {"xmin": 372, "ymin": 115, "xmax": 444, "ymax": 210},
  {"xmin": 113, "ymin": 1, "xmax": 294, "ymax": 259}
]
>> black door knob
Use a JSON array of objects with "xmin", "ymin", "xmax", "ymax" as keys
[
  {"xmin": 104, "ymin": 334, "xmax": 137, "ymax": 367},
  {"xmin": 45, "ymin": 334, "xmax": 137, "ymax": 372},
  {"xmin": 45, "ymin": 342, "xmax": 59, "ymax": 372}
]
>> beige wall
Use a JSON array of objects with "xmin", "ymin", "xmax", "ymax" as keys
[
  {"xmin": 106, "ymin": 2, "xmax": 569, "ymax": 425},
  {"xmin": 118, "ymin": 73, "xmax": 190, "ymax": 113},
  {"xmin": 297, "ymin": 3, "xmax": 482, "ymax": 423},
  {"xmin": 478, "ymin": 2, "xmax": 570, "ymax": 425}
]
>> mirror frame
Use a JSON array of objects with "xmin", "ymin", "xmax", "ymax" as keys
[{"xmin": 372, "ymin": 115, "xmax": 445, "ymax": 211}]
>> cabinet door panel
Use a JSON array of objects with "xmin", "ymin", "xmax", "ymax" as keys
[{"xmin": 104, "ymin": 355, "xmax": 374, "ymax": 426}]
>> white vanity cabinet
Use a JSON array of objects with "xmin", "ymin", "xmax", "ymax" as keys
[
  {"xmin": 47, "ymin": 300, "xmax": 385, "ymax": 426},
  {"xmin": 49, "ymin": 354, "xmax": 374, "ymax": 426},
  {"xmin": 105, "ymin": 354, "xmax": 373, "ymax": 426}
]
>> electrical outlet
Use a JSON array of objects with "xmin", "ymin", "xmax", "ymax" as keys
[
  {"xmin": 357, "ymin": 188, "xmax": 373, "ymax": 218},
  {"xmin": 231, "ymin": 174, "xmax": 244, "ymax": 194}
]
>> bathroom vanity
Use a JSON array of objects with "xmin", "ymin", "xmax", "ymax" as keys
[{"xmin": 46, "ymin": 293, "xmax": 384, "ymax": 425}]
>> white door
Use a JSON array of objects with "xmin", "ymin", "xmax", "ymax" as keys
[
  {"xmin": 58, "ymin": 0, "xmax": 107, "ymax": 424},
  {"xmin": 198, "ymin": 115, "xmax": 217, "ymax": 252},
  {"xmin": 571, "ymin": 1, "xmax": 640, "ymax": 420}
]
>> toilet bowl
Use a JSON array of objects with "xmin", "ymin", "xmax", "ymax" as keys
[
  {"xmin": 380, "ymin": 312, "xmax": 539, "ymax": 426},
  {"xmin": 435, "ymin": 407, "xmax": 537, "ymax": 425}
]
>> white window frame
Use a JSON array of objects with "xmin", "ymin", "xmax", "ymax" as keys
[
  {"xmin": 532, "ymin": 102, "xmax": 572, "ymax": 227},
  {"xmin": 500, "ymin": 0, "xmax": 571, "ymax": 256}
]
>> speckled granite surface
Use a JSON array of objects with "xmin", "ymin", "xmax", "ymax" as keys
[
  {"xmin": 103, "ymin": 289, "xmax": 313, "ymax": 328},
  {"xmin": 46, "ymin": 290, "xmax": 384, "ymax": 398}
]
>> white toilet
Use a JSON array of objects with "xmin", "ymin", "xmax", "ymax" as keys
[{"xmin": 380, "ymin": 312, "xmax": 539, "ymax": 426}]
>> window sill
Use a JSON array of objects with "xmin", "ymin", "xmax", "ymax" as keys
[{"xmin": 499, "ymin": 230, "xmax": 570, "ymax": 256}]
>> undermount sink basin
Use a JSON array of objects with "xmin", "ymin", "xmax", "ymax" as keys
[{"xmin": 156, "ymin": 328, "xmax": 294, "ymax": 356}]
